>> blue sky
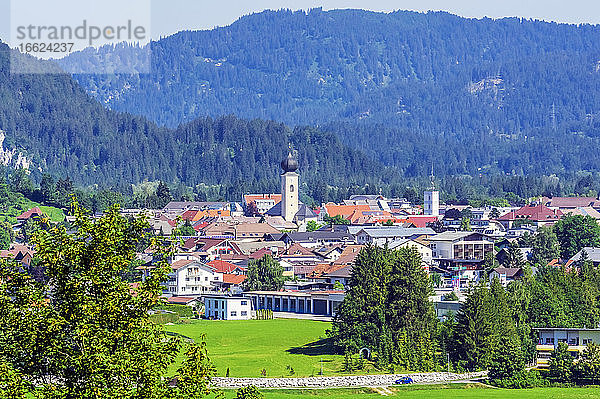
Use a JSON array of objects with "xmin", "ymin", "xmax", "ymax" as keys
[{"xmin": 2, "ymin": 0, "xmax": 599, "ymax": 42}]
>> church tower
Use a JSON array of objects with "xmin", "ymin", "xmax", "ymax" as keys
[
  {"xmin": 424, "ymin": 165, "xmax": 439, "ymax": 216},
  {"xmin": 280, "ymin": 152, "xmax": 299, "ymax": 222}
]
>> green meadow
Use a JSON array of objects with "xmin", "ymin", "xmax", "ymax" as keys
[{"xmin": 165, "ymin": 319, "xmax": 352, "ymax": 377}]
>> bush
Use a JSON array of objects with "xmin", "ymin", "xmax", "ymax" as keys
[
  {"xmin": 235, "ymin": 385, "xmax": 264, "ymax": 399},
  {"xmin": 492, "ymin": 370, "xmax": 548, "ymax": 389},
  {"xmin": 155, "ymin": 304, "xmax": 194, "ymax": 318},
  {"xmin": 149, "ymin": 312, "xmax": 179, "ymax": 324}
]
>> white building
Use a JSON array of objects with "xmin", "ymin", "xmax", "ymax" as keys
[
  {"xmin": 280, "ymin": 153, "xmax": 299, "ymax": 222},
  {"xmin": 424, "ymin": 171, "xmax": 439, "ymax": 216},
  {"xmin": 203, "ymin": 295, "xmax": 252, "ymax": 320},
  {"xmin": 166, "ymin": 260, "xmax": 223, "ymax": 296},
  {"xmin": 389, "ymin": 238, "xmax": 433, "ymax": 271},
  {"xmin": 535, "ymin": 328, "xmax": 600, "ymax": 368},
  {"xmin": 424, "ymin": 190, "xmax": 439, "ymax": 216}
]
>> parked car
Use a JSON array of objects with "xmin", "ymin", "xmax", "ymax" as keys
[{"xmin": 394, "ymin": 377, "xmax": 413, "ymax": 385}]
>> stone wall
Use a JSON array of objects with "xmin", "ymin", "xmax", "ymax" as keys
[{"xmin": 213, "ymin": 371, "xmax": 487, "ymax": 389}]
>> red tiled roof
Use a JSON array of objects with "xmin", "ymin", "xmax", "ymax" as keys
[
  {"xmin": 285, "ymin": 243, "xmax": 316, "ymax": 256},
  {"xmin": 222, "ymin": 274, "xmax": 246, "ymax": 285},
  {"xmin": 498, "ymin": 204, "xmax": 563, "ymax": 222},
  {"xmin": 243, "ymin": 194, "xmax": 282, "ymax": 204},
  {"xmin": 208, "ymin": 259, "xmax": 242, "ymax": 274},
  {"xmin": 181, "ymin": 210, "xmax": 200, "ymax": 221},
  {"xmin": 17, "ymin": 207, "xmax": 43, "ymax": 221}
]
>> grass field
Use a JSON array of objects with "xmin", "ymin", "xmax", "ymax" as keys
[
  {"xmin": 218, "ymin": 385, "xmax": 600, "ymax": 399},
  {"xmin": 39, "ymin": 206, "xmax": 65, "ymax": 222},
  {"xmin": 165, "ymin": 319, "xmax": 358, "ymax": 377}
]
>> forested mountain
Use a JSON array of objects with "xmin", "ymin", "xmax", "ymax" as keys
[
  {"xmin": 60, "ymin": 9, "xmax": 600, "ymax": 178},
  {"xmin": 0, "ymin": 42, "xmax": 392, "ymax": 194}
]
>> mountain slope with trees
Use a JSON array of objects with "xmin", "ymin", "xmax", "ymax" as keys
[
  {"xmin": 63, "ymin": 9, "xmax": 600, "ymax": 177},
  {"xmin": 0, "ymin": 42, "xmax": 394, "ymax": 194}
]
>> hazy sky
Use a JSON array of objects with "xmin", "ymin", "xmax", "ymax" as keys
[
  {"xmin": 1, "ymin": 0, "xmax": 600, "ymax": 43},
  {"xmin": 150, "ymin": 0, "xmax": 600, "ymax": 39}
]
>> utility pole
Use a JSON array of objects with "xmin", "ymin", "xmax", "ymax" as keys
[{"xmin": 447, "ymin": 353, "xmax": 450, "ymax": 373}]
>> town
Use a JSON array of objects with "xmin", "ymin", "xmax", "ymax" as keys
[{"xmin": 4, "ymin": 152, "xmax": 600, "ymax": 384}]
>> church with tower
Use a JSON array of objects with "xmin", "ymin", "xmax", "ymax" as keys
[
  {"xmin": 280, "ymin": 152, "xmax": 299, "ymax": 221},
  {"xmin": 264, "ymin": 151, "xmax": 317, "ymax": 225},
  {"xmin": 423, "ymin": 166, "xmax": 439, "ymax": 216}
]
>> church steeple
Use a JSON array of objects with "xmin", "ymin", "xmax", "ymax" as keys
[{"xmin": 280, "ymin": 149, "xmax": 299, "ymax": 222}]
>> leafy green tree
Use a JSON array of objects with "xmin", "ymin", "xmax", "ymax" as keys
[
  {"xmin": 333, "ymin": 281, "xmax": 345, "ymax": 290},
  {"xmin": 235, "ymin": 386, "xmax": 264, "ymax": 399},
  {"xmin": 330, "ymin": 246, "xmax": 436, "ymax": 370},
  {"xmin": 554, "ymin": 215, "xmax": 600, "ymax": 259},
  {"xmin": 488, "ymin": 336, "xmax": 525, "ymax": 383},
  {"xmin": 502, "ymin": 242, "xmax": 524, "ymax": 268},
  {"xmin": 0, "ymin": 358, "xmax": 29, "ymax": 399},
  {"xmin": 329, "ymin": 245, "xmax": 393, "ymax": 353},
  {"xmin": 548, "ymin": 342, "xmax": 574, "ymax": 383},
  {"xmin": 175, "ymin": 220, "xmax": 196, "ymax": 237},
  {"xmin": 245, "ymin": 255, "xmax": 285, "ymax": 291},
  {"xmin": 489, "ymin": 207, "xmax": 501, "ymax": 219},
  {"xmin": 306, "ymin": 220, "xmax": 322, "ymax": 232},
  {"xmin": 40, "ymin": 173, "xmax": 56, "ymax": 203},
  {"xmin": 324, "ymin": 215, "xmax": 350, "ymax": 225},
  {"xmin": 0, "ymin": 203, "xmax": 217, "ymax": 398},
  {"xmin": 573, "ymin": 342, "xmax": 600, "ymax": 384},
  {"xmin": 459, "ymin": 217, "xmax": 472, "ymax": 231},
  {"xmin": 530, "ymin": 226, "xmax": 560, "ymax": 265},
  {"xmin": 0, "ymin": 221, "xmax": 13, "ymax": 250},
  {"xmin": 452, "ymin": 278, "xmax": 517, "ymax": 370},
  {"xmin": 156, "ymin": 181, "xmax": 173, "ymax": 208}
]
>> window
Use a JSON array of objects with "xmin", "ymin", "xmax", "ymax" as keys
[
  {"xmin": 290, "ymin": 184, "xmax": 295, "ymax": 192},
  {"xmin": 241, "ymin": 301, "xmax": 247, "ymax": 306},
  {"xmin": 230, "ymin": 311, "xmax": 237, "ymax": 317},
  {"xmin": 205, "ymin": 277, "xmax": 208, "ymax": 281},
  {"xmin": 241, "ymin": 311, "xmax": 248, "ymax": 316}
]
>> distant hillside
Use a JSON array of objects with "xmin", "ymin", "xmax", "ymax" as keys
[
  {"xmin": 0, "ymin": 42, "xmax": 393, "ymax": 195},
  {"xmin": 60, "ymin": 9, "xmax": 600, "ymax": 177}
]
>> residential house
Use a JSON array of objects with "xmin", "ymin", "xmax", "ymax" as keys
[
  {"xmin": 200, "ymin": 222, "xmax": 280, "ymax": 241},
  {"xmin": 489, "ymin": 267, "xmax": 525, "ymax": 286},
  {"xmin": 388, "ymin": 238, "xmax": 433, "ymax": 271},
  {"xmin": 567, "ymin": 247, "xmax": 600, "ymax": 267},
  {"xmin": 497, "ymin": 204, "xmax": 563, "ymax": 229},
  {"xmin": 535, "ymin": 328, "xmax": 600, "ymax": 367},
  {"xmin": 166, "ymin": 260, "xmax": 222, "ymax": 296},
  {"xmin": 242, "ymin": 194, "xmax": 282, "ymax": 215},
  {"xmin": 429, "ymin": 231, "xmax": 495, "ymax": 287},
  {"xmin": 203, "ymin": 295, "xmax": 252, "ymax": 320},
  {"xmin": 324, "ymin": 265, "xmax": 352, "ymax": 287}
]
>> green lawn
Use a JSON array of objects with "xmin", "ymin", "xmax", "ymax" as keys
[
  {"xmin": 39, "ymin": 206, "xmax": 65, "ymax": 222},
  {"xmin": 165, "ymin": 319, "xmax": 356, "ymax": 377},
  {"xmin": 0, "ymin": 195, "xmax": 64, "ymax": 224},
  {"xmin": 218, "ymin": 385, "xmax": 600, "ymax": 399}
]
